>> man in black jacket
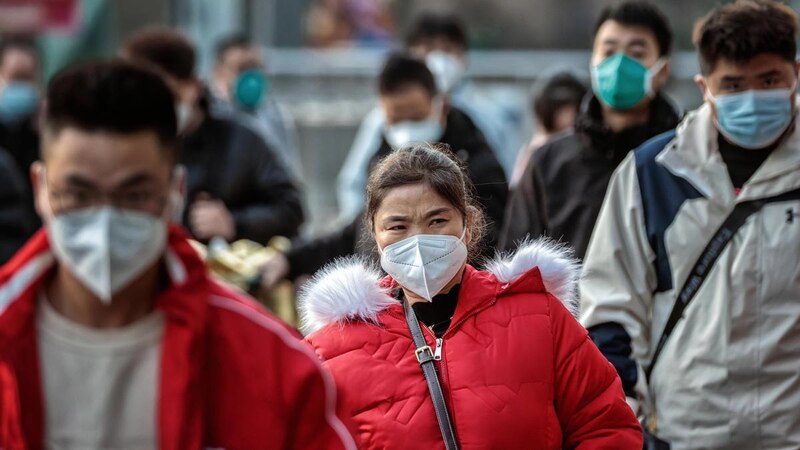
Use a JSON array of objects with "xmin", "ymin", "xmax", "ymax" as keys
[
  {"xmin": 260, "ymin": 54, "xmax": 507, "ymax": 287},
  {"xmin": 122, "ymin": 28, "xmax": 303, "ymax": 245},
  {"xmin": 499, "ymin": 1, "xmax": 680, "ymax": 260}
]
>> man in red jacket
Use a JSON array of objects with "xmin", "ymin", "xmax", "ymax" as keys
[{"xmin": 0, "ymin": 59, "xmax": 356, "ymax": 449}]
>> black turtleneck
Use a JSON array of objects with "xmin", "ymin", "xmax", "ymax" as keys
[
  {"xmin": 407, "ymin": 284, "xmax": 461, "ymax": 338},
  {"xmin": 718, "ymin": 135, "xmax": 777, "ymax": 190}
]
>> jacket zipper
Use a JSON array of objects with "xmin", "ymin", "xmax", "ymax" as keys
[{"xmin": 434, "ymin": 338, "xmax": 443, "ymax": 360}]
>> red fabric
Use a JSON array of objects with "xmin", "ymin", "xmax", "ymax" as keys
[
  {"xmin": 307, "ymin": 265, "xmax": 642, "ymax": 449},
  {"xmin": 0, "ymin": 226, "xmax": 357, "ymax": 450}
]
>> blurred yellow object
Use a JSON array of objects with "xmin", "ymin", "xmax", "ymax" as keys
[{"xmin": 193, "ymin": 236, "xmax": 297, "ymax": 326}]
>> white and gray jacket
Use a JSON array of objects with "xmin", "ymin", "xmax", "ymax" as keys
[{"xmin": 579, "ymin": 101, "xmax": 800, "ymax": 450}]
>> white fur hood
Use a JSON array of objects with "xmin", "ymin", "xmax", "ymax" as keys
[{"xmin": 298, "ymin": 239, "xmax": 580, "ymax": 335}]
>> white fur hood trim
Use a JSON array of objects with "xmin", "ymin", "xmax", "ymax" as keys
[
  {"xmin": 484, "ymin": 238, "xmax": 580, "ymax": 317},
  {"xmin": 299, "ymin": 256, "xmax": 396, "ymax": 335},
  {"xmin": 299, "ymin": 239, "xmax": 580, "ymax": 335}
]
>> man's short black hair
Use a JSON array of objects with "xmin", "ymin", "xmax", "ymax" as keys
[
  {"xmin": 405, "ymin": 13, "xmax": 468, "ymax": 50},
  {"xmin": 122, "ymin": 27, "xmax": 196, "ymax": 81},
  {"xmin": 594, "ymin": 1, "xmax": 672, "ymax": 56},
  {"xmin": 0, "ymin": 34, "xmax": 38, "ymax": 62},
  {"xmin": 693, "ymin": 0, "xmax": 798, "ymax": 75},
  {"xmin": 215, "ymin": 33, "xmax": 253, "ymax": 63},
  {"xmin": 378, "ymin": 52, "xmax": 437, "ymax": 98},
  {"xmin": 44, "ymin": 59, "xmax": 178, "ymax": 159},
  {"xmin": 533, "ymin": 72, "xmax": 587, "ymax": 133}
]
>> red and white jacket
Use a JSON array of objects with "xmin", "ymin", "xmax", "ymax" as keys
[
  {"xmin": 0, "ymin": 226, "xmax": 358, "ymax": 450},
  {"xmin": 301, "ymin": 240, "xmax": 642, "ymax": 449}
]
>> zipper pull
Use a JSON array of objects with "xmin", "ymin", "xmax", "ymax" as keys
[{"xmin": 434, "ymin": 338, "xmax": 443, "ymax": 361}]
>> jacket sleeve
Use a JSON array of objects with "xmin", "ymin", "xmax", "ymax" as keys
[
  {"xmin": 468, "ymin": 145, "xmax": 508, "ymax": 250},
  {"xmin": 336, "ymin": 108, "xmax": 384, "ymax": 224},
  {"xmin": 497, "ymin": 151, "xmax": 548, "ymax": 252},
  {"xmin": 0, "ymin": 152, "xmax": 36, "ymax": 264},
  {"xmin": 283, "ymin": 340, "xmax": 359, "ymax": 450},
  {"xmin": 549, "ymin": 293, "xmax": 643, "ymax": 449},
  {"xmin": 579, "ymin": 153, "xmax": 657, "ymax": 413},
  {"xmin": 230, "ymin": 134, "xmax": 305, "ymax": 244},
  {"xmin": 287, "ymin": 215, "xmax": 360, "ymax": 279}
]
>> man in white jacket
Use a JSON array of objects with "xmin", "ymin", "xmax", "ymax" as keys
[{"xmin": 580, "ymin": 1, "xmax": 800, "ymax": 448}]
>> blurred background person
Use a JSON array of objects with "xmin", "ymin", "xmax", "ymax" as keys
[
  {"xmin": 210, "ymin": 33, "xmax": 301, "ymax": 177},
  {"xmin": 499, "ymin": 1, "xmax": 681, "ymax": 259},
  {"xmin": 259, "ymin": 53, "xmax": 507, "ymax": 289},
  {"xmin": 122, "ymin": 27, "xmax": 304, "ymax": 245},
  {"xmin": 509, "ymin": 71, "xmax": 587, "ymax": 188},
  {"xmin": 0, "ymin": 34, "xmax": 41, "ymax": 260},
  {"xmin": 336, "ymin": 12, "xmax": 520, "ymax": 225},
  {"xmin": 305, "ymin": 0, "xmax": 395, "ymax": 48}
]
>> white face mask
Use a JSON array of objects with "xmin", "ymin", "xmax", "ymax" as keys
[
  {"xmin": 48, "ymin": 207, "xmax": 168, "ymax": 304},
  {"xmin": 384, "ymin": 98, "xmax": 445, "ymax": 148},
  {"xmin": 40, "ymin": 167, "xmax": 184, "ymax": 304},
  {"xmin": 426, "ymin": 51, "xmax": 466, "ymax": 94},
  {"xmin": 379, "ymin": 228, "xmax": 467, "ymax": 302},
  {"xmin": 175, "ymin": 102, "xmax": 193, "ymax": 134}
]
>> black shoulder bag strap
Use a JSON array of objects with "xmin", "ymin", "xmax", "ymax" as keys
[
  {"xmin": 402, "ymin": 299, "xmax": 460, "ymax": 450},
  {"xmin": 646, "ymin": 186, "xmax": 800, "ymax": 381}
]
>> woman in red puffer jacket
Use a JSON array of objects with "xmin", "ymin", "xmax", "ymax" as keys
[{"xmin": 300, "ymin": 144, "xmax": 642, "ymax": 449}]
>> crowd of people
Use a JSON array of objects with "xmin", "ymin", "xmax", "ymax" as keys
[{"xmin": 0, "ymin": 0, "xmax": 798, "ymax": 448}]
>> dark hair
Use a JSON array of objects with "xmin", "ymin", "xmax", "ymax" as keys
[
  {"xmin": 43, "ymin": 59, "xmax": 178, "ymax": 159},
  {"xmin": 0, "ymin": 34, "xmax": 38, "ymax": 62},
  {"xmin": 405, "ymin": 13, "xmax": 468, "ymax": 50},
  {"xmin": 533, "ymin": 72, "xmax": 587, "ymax": 133},
  {"xmin": 366, "ymin": 144, "xmax": 486, "ymax": 259},
  {"xmin": 693, "ymin": 0, "xmax": 798, "ymax": 75},
  {"xmin": 378, "ymin": 52, "xmax": 437, "ymax": 97},
  {"xmin": 215, "ymin": 33, "xmax": 253, "ymax": 63},
  {"xmin": 122, "ymin": 27, "xmax": 196, "ymax": 81},
  {"xmin": 594, "ymin": 1, "xmax": 672, "ymax": 56}
]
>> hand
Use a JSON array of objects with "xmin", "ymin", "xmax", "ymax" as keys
[
  {"xmin": 260, "ymin": 252, "xmax": 290, "ymax": 290},
  {"xmin": 189, "ymin": 193, "xmax": 235, "ymax": 241}
]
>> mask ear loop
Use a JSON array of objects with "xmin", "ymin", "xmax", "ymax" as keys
[{"xmin": 645, "ymin": 57, "xmax": 668, "ymax": 97}]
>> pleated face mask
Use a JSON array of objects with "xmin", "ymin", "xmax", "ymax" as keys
[{"xmin": 379, "ymin": 228, "xmax": 467, "ymax": 302}]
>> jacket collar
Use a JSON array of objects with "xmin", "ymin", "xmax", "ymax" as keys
[
  {"xmin": 0, "ymin": 225, "xmax": 210, "ymax": 450},
  {"xmin": 575, "ymin": 93, "xmax": 681, "ymax": 161},
  {"xmin": 298, "ymin": 239, "xmax": 580, "ymax": 336},
  {"xmin": 657, "ymin": 101, "xmax": 800, "ymax": 205}
]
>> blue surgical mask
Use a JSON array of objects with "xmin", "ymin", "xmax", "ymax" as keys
[
  {"xmin": 591, "ymin": 53, "xmax": 665, "ymax": 110},
  {"xmin": 711, "ymin": 87, "xmax": 795, "ymax": 149},
  {"xmin": 0, "ymin": 82, "xmax": 39, "ymax": 123}
]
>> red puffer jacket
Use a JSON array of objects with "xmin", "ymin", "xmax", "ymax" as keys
[
  {"xmin": 302, "ymin": 240, "xmax": 642, "ymax": 449},
  {"xmin": 0, "ymin": 226, "xmax": 357, "ymax": 450}
]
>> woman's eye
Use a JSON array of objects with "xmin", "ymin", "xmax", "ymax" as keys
[
  {"xmin": 387, "ymin": 225, "xmax": 405, "ymax": 231},
  {"xmin": 431, "ymin": 218, "xmax": 447, "ymax": 226}
]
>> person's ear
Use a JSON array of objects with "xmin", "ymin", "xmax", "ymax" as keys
[
  {"xmin": 168, "ymin": 165, "xmax": 187, "ymax": 222},
  {"xmin": 695, "ymin": 74, "xmax": 710, "ymax": 101},
  {"xmin": 31, "ymin": 161, "xmax": 50, "ymax": 220}
]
